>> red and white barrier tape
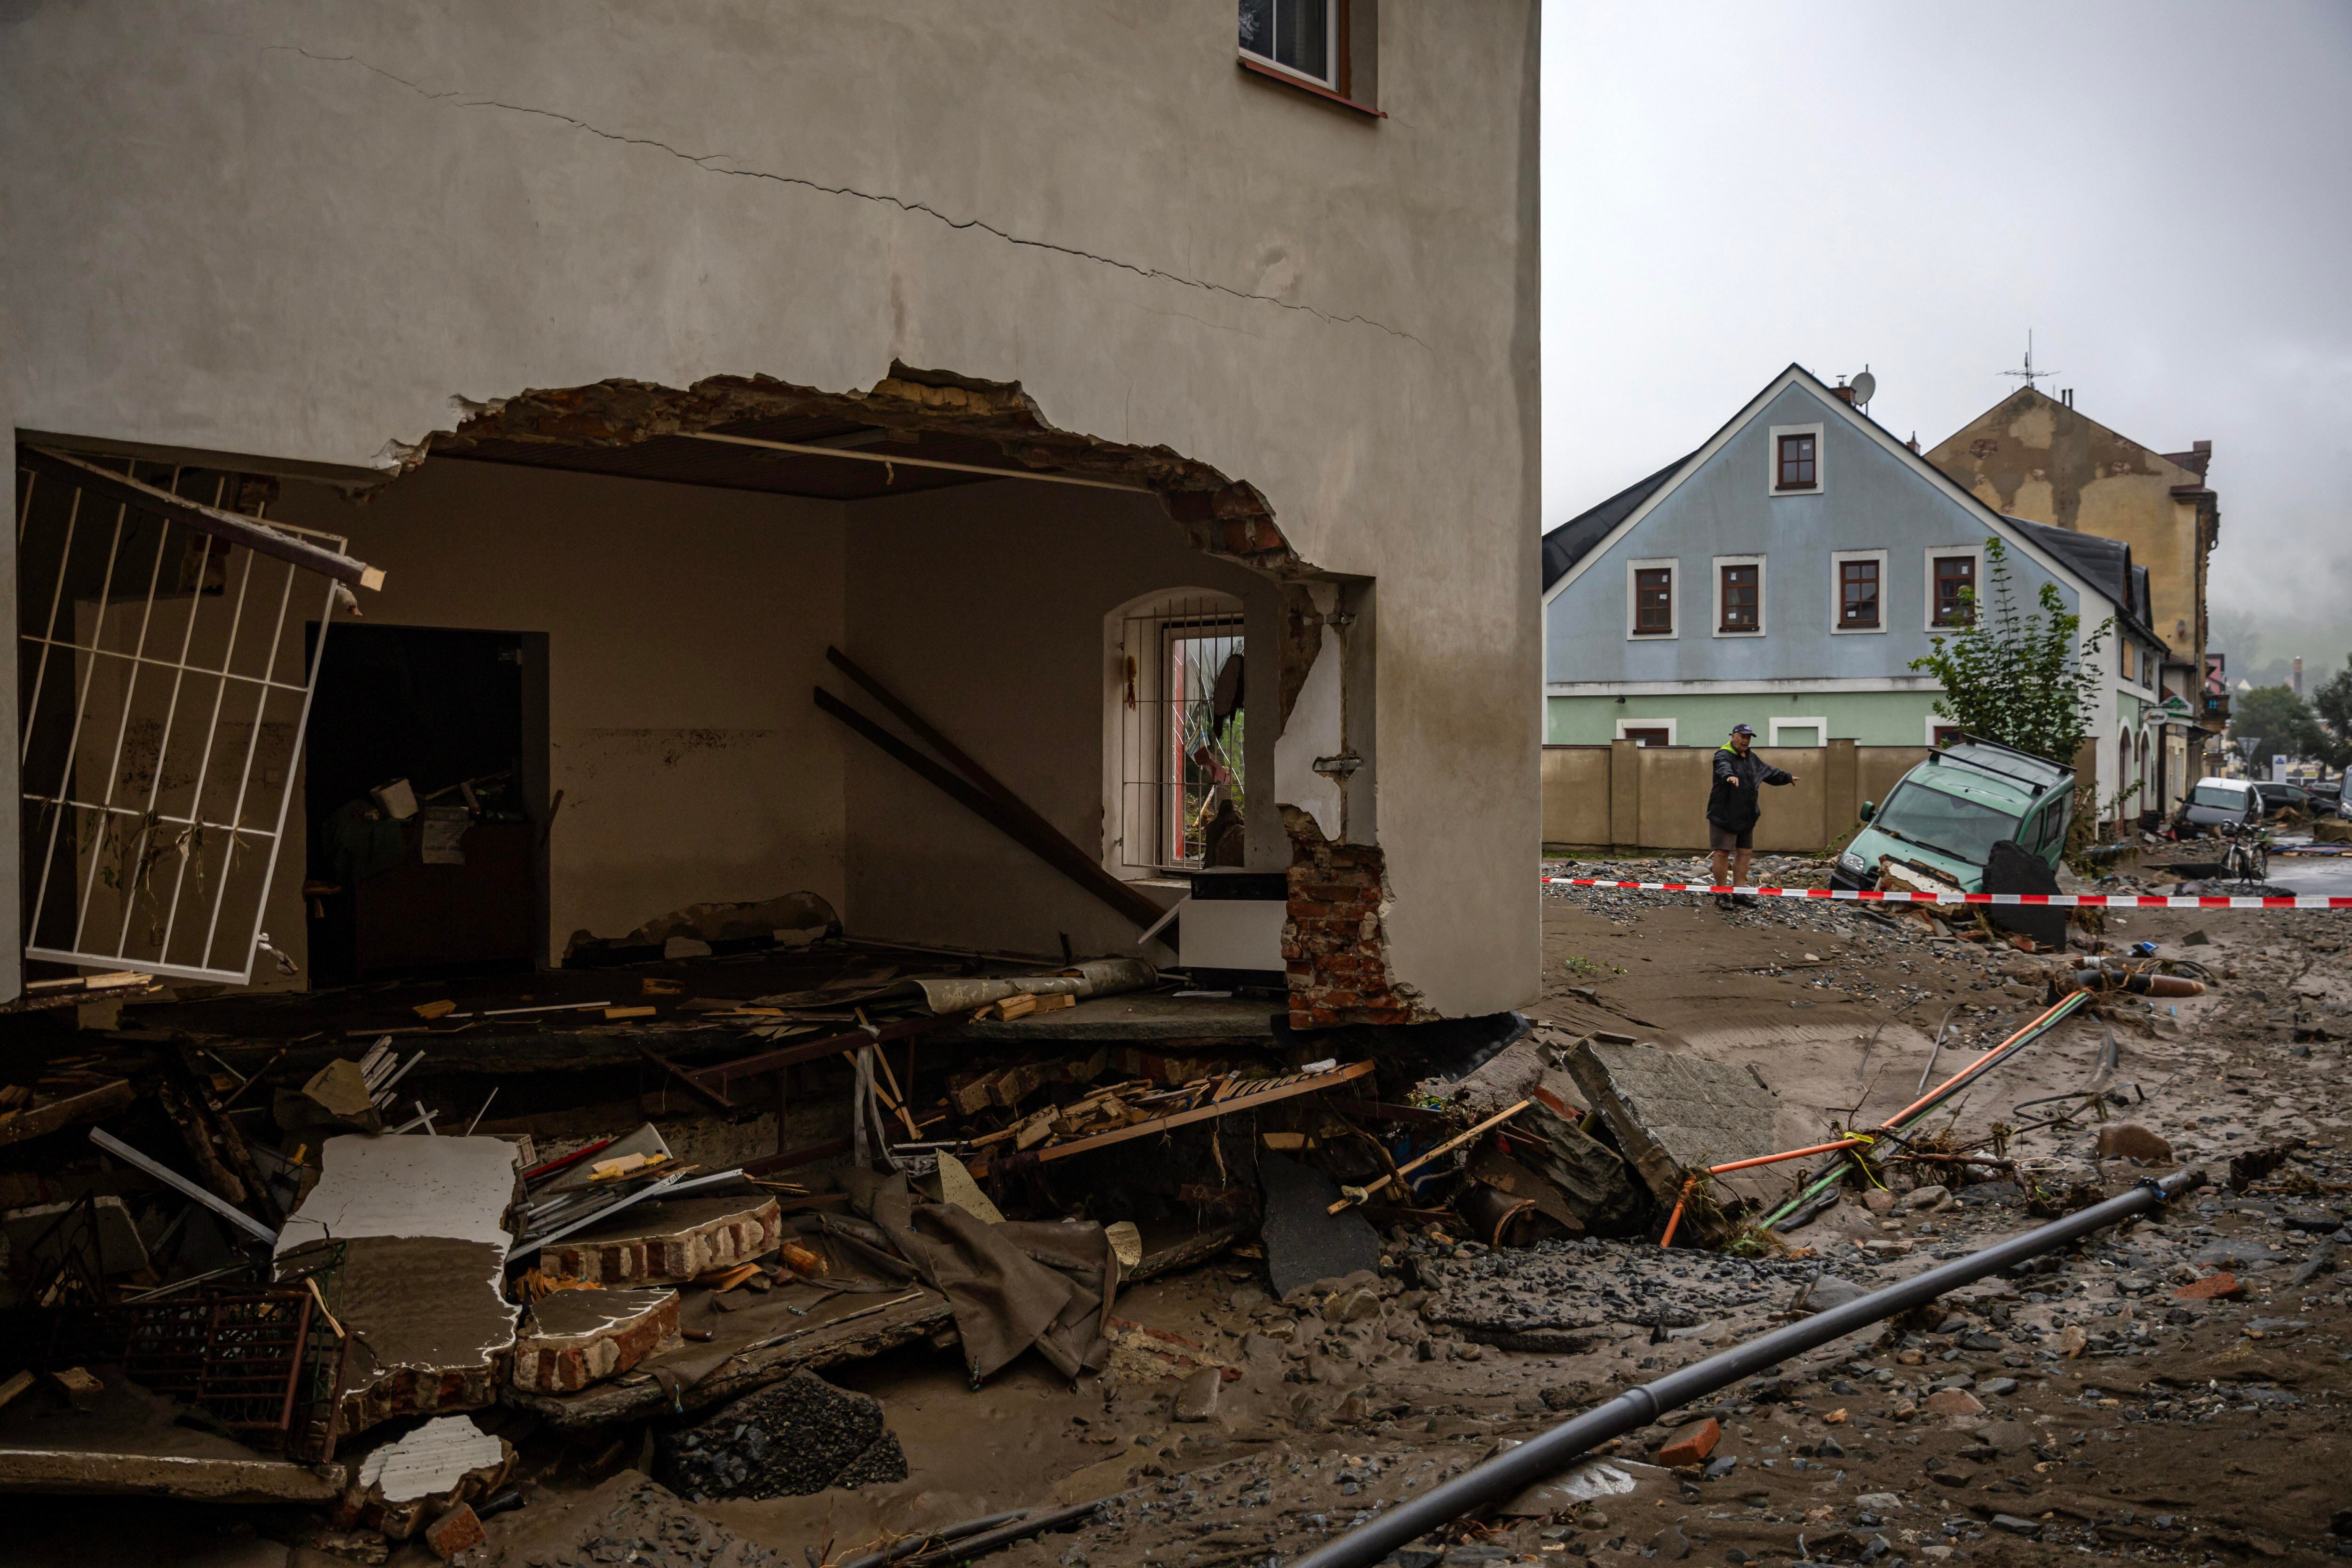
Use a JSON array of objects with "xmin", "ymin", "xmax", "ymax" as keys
[{"xmin": 1541, "ymin": 877, "xmax": 2352, "ymax": 910}]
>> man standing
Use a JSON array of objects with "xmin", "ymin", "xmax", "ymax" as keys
[{"xmin": 1708, "ymin": 723, "xmax": 1795, "ymax": 909}]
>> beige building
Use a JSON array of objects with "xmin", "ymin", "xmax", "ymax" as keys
[
  {"xmin": 0, "ymin": 2, "xmax": 1543, "ymax": 1023},
  {"xmin": 1928, "ymin": 388, "xmax": 2221, "ymax": 813}
]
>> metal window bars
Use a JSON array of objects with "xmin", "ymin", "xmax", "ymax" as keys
[
  {"xmin": 1115, "ymin": 593, "xmax": 1244, "ymax": 872},
  {"xmin": 15, "ymin": 447, "xmax": 373, "ymax": 984}
]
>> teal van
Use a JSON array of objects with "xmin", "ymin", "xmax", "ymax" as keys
[{"xmin": 1830, "ymin": 735, "xmax": 2075, "ymax": 895}]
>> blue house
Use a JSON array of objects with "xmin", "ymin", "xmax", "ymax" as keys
[{"xmin": 1543, "ymin": 366, "xmax": 2169, "ymax": 814}]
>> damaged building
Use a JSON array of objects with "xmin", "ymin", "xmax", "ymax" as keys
[{"xmin": 0, "ymin": 1, "xmax": 1547, "ymax": 1558}]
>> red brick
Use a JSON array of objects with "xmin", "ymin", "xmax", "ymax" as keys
[
  {"xmin": 1657, "ymin": 1417, "xmax": 1721, "ymax": 1467},
  {"xmin": 422, "ymin": 1504, "xmax": 485, "ymax": 1560},
  {"xmin": 2175, "ymin": 1271, "xmax": 2243, "ymax": 1301}
]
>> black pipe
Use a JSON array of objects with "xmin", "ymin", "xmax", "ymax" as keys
[{"xmin": 1288, "ymin": 1167, "xmax": 2205, "ymax": 1568}]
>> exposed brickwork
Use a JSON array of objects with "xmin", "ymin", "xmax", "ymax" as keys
[{"xmin": 1282, "ymin": 807, "xmax": 1418, "ymax": 1029}]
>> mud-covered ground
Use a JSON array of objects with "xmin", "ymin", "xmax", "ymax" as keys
[{"xmin": 23, "ymin": 866, "xmax": 2348, "ymax": 1568}]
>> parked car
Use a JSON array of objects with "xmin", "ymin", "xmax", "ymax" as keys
[
  {"xmin": 1832, "ymin": 735, "xmax": 2074, "ymax": 894},
  {"xmin": 2180, "ymin": 777, "xmax": 2264, "ymax": 834},
  {"xmin": 2304, "ymin": 780, "xmax": 2346, "ymax": 818},
  {"xmin": 2252, "ymin": 781, "xmax": 2319, "ymax": 820}
]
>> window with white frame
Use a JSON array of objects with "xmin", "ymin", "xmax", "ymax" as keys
[
  {"xmin": 1712, "ymin": 554, "xmax": 1765, "ymax": 637},
  {"xmin": 1830, "ymin": 550, "xmax": 1886, "ymax": 632},
  {"xmin": 1767, "ymin": 423, "xmax": 1825, "ymax": 493},
  {"xmin": 1626, "ymin": 558, "xmax": 1677, "ymax": 638},
  {"xmin": 1615, "ymin": 719, "xmax": 1676, "ymax": 746},
  {"xmin": 1925, "ymin": 545, "xmax": 1984, "ymax": 629},
  {"xmin": 1112, "ymin": 592, "xmax": 1247, "ymax": 873},
  {"xmin": 1767, "ymin": 717, "xmax": 1826, "ymax": 747},
  {"xmin": 1239, "ymin": 0, "xmax": 1335, "ymax": 87}
]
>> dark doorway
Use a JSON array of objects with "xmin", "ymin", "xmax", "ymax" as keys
[{"xmin": 303, "ymin": 624, "xmax": 549, "ymax": 984}]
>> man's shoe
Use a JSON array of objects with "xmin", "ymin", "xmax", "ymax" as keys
[
  {"xmin": 1714, "ymin": 895, "xmax": 1735, "ymax": 912},
  {"xmin": 1733, "ymin": 893, "xmax": 1760, "ymax": 907}
]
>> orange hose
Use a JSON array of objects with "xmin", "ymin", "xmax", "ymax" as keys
[
  {"xmin": 1706, "ymin": 1137, "xmax": 1867, "ymax": 1176},
  {"xmin": 1657, "ymin": 1174, "xmax": 1699, "ymax": 1248},
  {"xmin": 1879, "ymin": 993, "xmax": 2076, "ymax": 1128}
]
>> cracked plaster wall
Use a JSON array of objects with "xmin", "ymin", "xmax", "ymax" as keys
[{"xmin": 0, "ymin": 0, "xmax": 1542, "ymax": 1015}]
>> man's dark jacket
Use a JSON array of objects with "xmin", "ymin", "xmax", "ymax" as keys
[{"xmin": 1708, "ymin": 745, "xmax": 1793, "ymax": 830}]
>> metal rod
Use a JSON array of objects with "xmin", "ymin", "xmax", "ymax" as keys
[
  {"xmin": 679, "ymin": 430, "xmax": 1151, "ymax": 493},
  {"xmin": 18, "ymin": 481, "xmax": 82, "ymax": 767},
  {"xmin": 198, "ymin": 554, "xmax": 303, "ymax": 974},
  {"xmin": 1290, "ymin": 1167, "xmax": 2207, "ymax": 1568},
  {"xmin": 89, "ymin": 1127, "xmax": 278, "ymax": 1246},
  {"xmin": 1915, "ymin": 1005, "xmax": 1956, "ymax": 1096},
  {"xmin": 892, "ymin": 1499, "xmax": 1110, "ymax": 1568},
  {"xmin": 836, "ymin": 1510, "xmax": 1030, "ymax": 1568},
  {"xmin": 26, "ymin": 493, "xmax": 129, "ymax": 950},
  {"xmin": 156, "ymin": 539, "xmax": 264, "ymax": 965}
]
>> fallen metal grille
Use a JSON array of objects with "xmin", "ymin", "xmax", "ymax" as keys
[{"xmin": 15, "ymin": 447, "xmax": 372, "ymax": 984}]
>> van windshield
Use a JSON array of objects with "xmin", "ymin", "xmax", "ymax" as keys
[
  {"xmin": 2191, "ymin": 785, "xmax": 2248, "ymax": 809},
  {"xmin": 1873, "ymin": 780, "xmax": 2023, "ymax": 866}
]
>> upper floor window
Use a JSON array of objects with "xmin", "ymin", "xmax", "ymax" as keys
[
  {"xmin": 1839, "ymin": 557, "xmax": 1880, "ymax": 628},
  {"xmin": 1633, "ymin": 566, "xmax": 1674, "ymax": 635},
  {"xmin": 1240, "ymin": 0, "xmax": 1334, "ymax": 87},
  {"xmin": 1776, "ymin": 433, "xmax": 1817, "ymax": 491},
  {"xmin": 1932, "ymin": 554, "xmax": 1976, "ymax": 627},
  {"xmin": 1718, "ymin": 563, "xmax": 1760, "ymax": 633}
]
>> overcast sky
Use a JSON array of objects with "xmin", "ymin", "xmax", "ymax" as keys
[{"xmin": 1540, "ymin": 0, "xmax": 2352, "ymax": 675}]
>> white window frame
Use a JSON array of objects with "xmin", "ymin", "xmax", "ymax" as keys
[
  {"xmin": 1710, "ymin": 553, "xmax": 1767, "ymax": 638},
  {"xmin": 1923, "ymin": 544, "xmax": 1986, "ymax": 632},
  {"xmin": 1625, "ymin": 557, "xmax": 1678, "ymax": 640},
  {"xmin": 1238, "ymin": 0, "xmax": 1341, "ymax": 89},
  {"xmin": 1828, "ymin": 549, "xmax": 1889, "ymax": 635},
  {"xmin": 1614, "ymin": 718, "xmax": 1678, "ymax": 746},
  {"xmin": 1767, "ymin": 717, "xmax": 1827, "ymax": 747},
  {"xmin": 1766, "ymin": 422, "xmax": 1826, "ymax": 495}
]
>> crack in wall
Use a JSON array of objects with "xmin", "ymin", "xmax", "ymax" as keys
[{"xmin": 266, "ymin": 45, "xmax": 1425, "ymax": 347}]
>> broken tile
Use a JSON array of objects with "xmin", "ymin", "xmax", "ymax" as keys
[
  {"xmin": 539, "ymin": 1194, "xmax": 781, "ymax": 1286},
  {"xmin": 1565, "ymin": 1039, "xmax": 1778, "ymax": 1214},
  {"xmin": 343, "ymin": 1413, "xmax": 513, "ymax": 1540},
  {"xmin": 512, "ymin": 1286, "xmax": 682, "ymax": 1392}
]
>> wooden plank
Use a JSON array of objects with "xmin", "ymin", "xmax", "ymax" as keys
[
  {"xmin": 0, "ymin": 1078, "xmax": 134, "ymax": 1148},
  {"xmin": 18, "ymin": 446, "xmax": 384, "ymax": 591},
  {"xmin": 1023, "ymin": 1060, "xmax": 1376, "ymax": 1165},
  {"xmin": 815, "ymin": 686, "xmax": 1168, "ymax": 931}
]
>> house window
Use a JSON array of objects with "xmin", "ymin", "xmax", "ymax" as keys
[
  {"xmin": 1239, "ymin": 0, "xmax": 1334, "ymax": 86},
  {"xmin": 1932, "ymin": 554, "xmax": 1976, "ymax": 626},
  {"xmin": 1113, "ymin": 592, "xmax": 1247, "ymax": 873},
  {"xmin": 1775, "ymin": 433, "xmax": 1817, "ymax": 491},
  {"xmin": 1930, "ymin": 722, "xmax": 1965, "ymax": 748},
  {"xmin": 1839, "ymin": 558, "xmax": 1880, "ymax": 628},
  {"xmin": 1718, "ymin": 564, "xmax": 1759, "ymax": 632},
  {"xmin": 1621, "ymin": 727, "xmax": 1670, "ymax": 748},
  {"xmin": 1633, "ymin": 567, "xmax": 1674, "ymax": 635}
]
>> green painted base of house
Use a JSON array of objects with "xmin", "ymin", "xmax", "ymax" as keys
[{"xmin": 1545, "ymin": 689, "xmax": 1952, "ymax": 748}]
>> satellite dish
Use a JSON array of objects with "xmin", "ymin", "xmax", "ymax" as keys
[{"xmin": 1850, "ymin": 369, "xmax": 1877, "ymax": 408}]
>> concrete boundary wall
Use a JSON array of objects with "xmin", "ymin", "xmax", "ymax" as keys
[{"xmin": 1542, "ymin": 740, "xmax": 1932, "ymax": 854}]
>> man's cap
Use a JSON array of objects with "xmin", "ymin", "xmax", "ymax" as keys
[{"xmin": 1729, "ymin": 723, "xmax": 1756, "ymax": 737}]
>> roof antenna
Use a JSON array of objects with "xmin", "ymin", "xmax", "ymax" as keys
[{"xmin": 2002, "ymin": 330, "xmax": 2058, "ymax": 394}]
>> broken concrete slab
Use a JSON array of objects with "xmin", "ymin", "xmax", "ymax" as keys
[
  {"xmin": 344, "ymin": 1413, "xmax": 514, "ymax": 1540},
  {"xmin": 0, "ymin": 1446, "xmax": 347, "ymax": 1502},
  {"xmin": 1258, "ymin": 1151, "xmax": 1381, "ymax": 1300},
  {"xmin": 275, "ymin": 1135, "xmax": 524, "ymax": 1435},
  {"xmin": 653, "ymin": 1370, "xmax": 906, "ymax": 1501},
  {"xmin": 512, "ymin": 1287, "xmax": 682, "ymax": 1392},
  {"xmin": 540, "ymin": 1194, "xmax": 781, "ymax": 1285},
  {"xmin": 1515, "ymin": 1099, "xmax": 1646, "ymax": 1236},
  {"xmin": 1565, "ymin": 1037, "xmax": 1779, "ymax": 1217}
]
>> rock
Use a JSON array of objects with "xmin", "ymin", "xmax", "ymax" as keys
[
  {"xmin": 1702, "ymin": 1455, "xmax": 1738, "ymax": 1480},
  {"xmin": 1173, "ymin": 1367, "xmax": 1223, "ymax": 1423},
  {"xmin": 1649, "ymin": 1526, "xmax": 1692, "ymax": 1560},
  {"xmin": 654, "ymin": 1370, "xmax": 906, "ymax": 1501},
  {"xmin": 2291, "ymin": 1242, "xmax": 2337, "ymax": 1286},
  {"xmin": 1656, "ymin": 1418, "xmax": 1721, "ymax": 1467},
  {"xmin": 421, "ymin": 1503, "xmax": 484, "ymax": 1562},
  {"xmin": 1791, "ymin": 1275, "xmax": 1868, "ymax": 1314},
  {"xmin": 1923, "ymin": 1388, "xmax": 1983, "ymax": 1417},
  {"xmin": 2057, "ymin": 1325, "xmax": 2089, "ymax": 1357},
  {"xmin": 2095, "ymin": 1123, "xmax": 2173, "ymax": 1163},
  {"xmin": 1862, "ymin": 1191, "xmax": 1898, "ymax": 1214},
  {"xmin": 1855, "ymin": 1492, "xmax": 1901, "ymax": 1513},
  {"xmin": 2192, "ymin": 1239, "xmax": 2277, "ymax": 1270},
  {"xmin": 2175, "ymin": 1271, "xmax": 2244, "ymax": 1300},
  {"xmin": 2283, "ymin": 1208, "xmax": 2344, "ymax": 1234},
  {"xmin": 1989, "ymin": 1514, "xmax": 2042, "ymax": 1535},
  {"xmin": 1976, "ymin": 1377, "xmax": 2018, "ymax": 1398},
  {"xmin": 1327, "ymin": 1285, "xmax": 1383, "ymax": 1323},
  {"xmin": 1902, "ymin": 1185, "xmax": 1950, "ymax": 1212}
]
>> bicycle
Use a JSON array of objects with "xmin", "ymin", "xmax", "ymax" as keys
[{"xmin": 2205, "ymin": 819, "xmax": 2278, "ymax": 896}]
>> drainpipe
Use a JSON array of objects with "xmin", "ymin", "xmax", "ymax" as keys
[{"xmin": 1287, "ymin": 1168, "xmax": 2205, "ymax": 1568}]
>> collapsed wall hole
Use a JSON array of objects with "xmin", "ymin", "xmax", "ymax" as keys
[{"xmin": 336, "ymin": 362, "xmax": 1414, "ymax": 1022}]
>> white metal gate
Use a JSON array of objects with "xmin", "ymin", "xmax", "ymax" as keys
[{"xmin": 16, "ymin": 446, "xmax": 383, "ymax": 984}]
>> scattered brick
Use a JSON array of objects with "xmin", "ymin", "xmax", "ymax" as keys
[
  {"xmin": 422, "ymin": 1503, "xmax": 484, "ymax": 1561},
  {"xmin": 1923, "ymin": 1388, "xmax": 1984, "ymax": 1417},
  {"xmin": 1657, "ymin": 1417, "xmax": 1722, "ymax": 1467},
  {"xmin": 2175, "ymin": 1271, "xmax": 2244, "ymax": 1301}
]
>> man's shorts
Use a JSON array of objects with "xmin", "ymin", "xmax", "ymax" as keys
[{"xmin": 1708, "ymin": 821, "xmax": 1753, "ymax": 852}]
